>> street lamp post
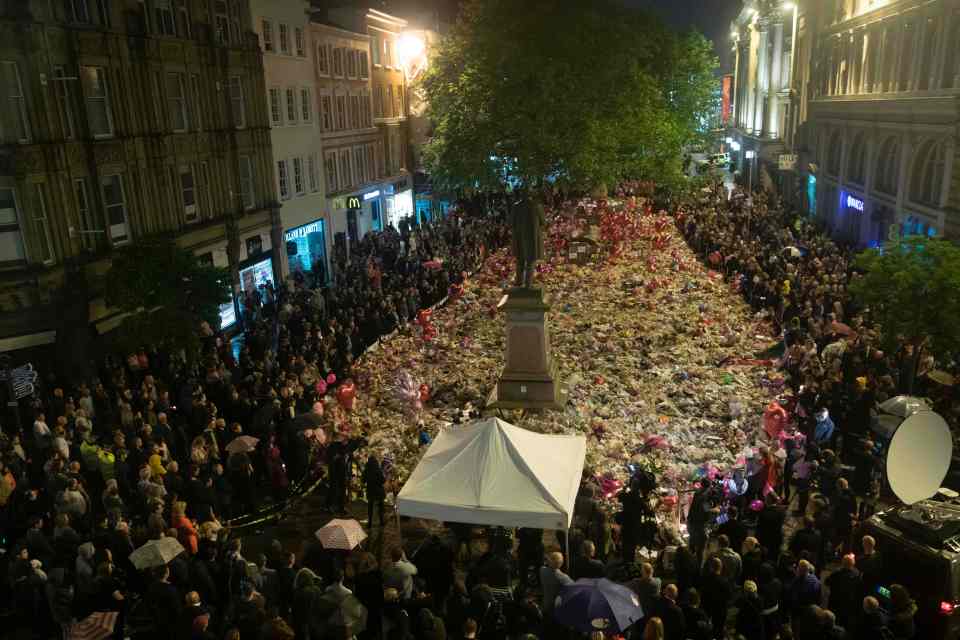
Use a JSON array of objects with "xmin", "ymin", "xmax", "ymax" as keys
[{"xmin": 745, "ymin": 150, "xmax": 757, "ymax": 193}]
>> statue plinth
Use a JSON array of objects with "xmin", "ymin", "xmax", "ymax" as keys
[{"xmin": 487, "ymin": 287, "xmax": 567, "ymax": 411}]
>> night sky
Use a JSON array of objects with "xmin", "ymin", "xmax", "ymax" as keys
[{"xmin": 617, "ymin": 0, "xmax": 740, "ymax": 72}]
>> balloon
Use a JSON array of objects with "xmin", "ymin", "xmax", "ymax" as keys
[
  {"xmin": 315, "ymin": 380, "xmax": 328, "ymax": 395},
  {"xmin": 326, "ymin": 373, "xmax": 337, "ymax": 385},
  {"xmin": 336, "ymin": 380, "xmax": 357, "ymax": 412}
]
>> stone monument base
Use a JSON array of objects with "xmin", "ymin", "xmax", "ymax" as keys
[{"xmin": 486, "ymin": 287, "xmax": 567, "ymax": 411}]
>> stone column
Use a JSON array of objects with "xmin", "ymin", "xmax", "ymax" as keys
[
  {"xmin": 768, "ymin": 20, "xmax": 784, "ymax": 137},
  {"xmin": 861, "ymin": 28, "xmax": 872, "ymax": 93},
  {"xmin": 733, "ymin": 41, "xmax": 743, "ymax": 127},
  {"xmin": 755, "ymin": 24, "xmax": 769, "ymax": 135}
]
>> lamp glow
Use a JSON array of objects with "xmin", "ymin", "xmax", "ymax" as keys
[{"xmin": 396, "ymin": 33, "xmax": 425, "ymax": 69}]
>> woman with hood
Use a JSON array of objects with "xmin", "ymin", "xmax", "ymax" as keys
[
  {"xmin": 75, "ymin": 542, "xmax": 97, "ymax": 606},
  {"xmin": 888, "ymin": 584, "xmax": 917, "ymax": 639},
  {"xmin": 292, "ymin": 567, "xmax": 325, "ymax": 639}
]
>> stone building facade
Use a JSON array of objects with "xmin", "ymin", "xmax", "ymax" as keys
[
  {"xmin": 730, "ymin": 0, "xmax": 960, "ymax": 244},
  {"xmin": 0, "ymin": 0, "xmax": 279, "ymax": 353}
]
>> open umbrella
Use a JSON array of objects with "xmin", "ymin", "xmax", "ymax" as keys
[
  {"xmin": 928, "ymin": 370, "xmax": 956, "ymax": 387},
  {"xmin": 129, "ymin": 536, "xmax": 185, "ymax": 570},
  {"xmin": 879, "ymin": 395, "xmax": 931, "ymax": 419},
  {"xmin": 225, "ymin": 435, "xmax": 259, "ymax": 455},
  {"xmin": 315, "ymin": 519, "xmax": 367, "ymax": 550},
  {"xmin": 554, "ymin": 578, "xmax": 643, "ymax": 635},
  {"xmin": 317, "ymin": 590, "xmax": 368, "ymax": 634},
  {"xmin": 69, "ymin": 611, "xmax": 119, "ymax": 640}
]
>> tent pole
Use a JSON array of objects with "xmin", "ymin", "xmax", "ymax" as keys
[{"xmin": 564, "ymin": 527, "xmax": 571, "ymax": 577}]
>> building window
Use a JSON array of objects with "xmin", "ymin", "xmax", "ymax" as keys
[
  {"xmin": 239, "ymin": 155, "xmax": 254, "ymax": 210},
  {"xmin": 81, "ymin": 66, "xmax": 114, "ymax": 139},
  {"xmin": 301, "ymin": 87, "xmax": 312, "ymax": 123},
  {"xmin": 154, "ymin": 0, "xmax": 175, "ymax": 35},
  {"xmin": 324, "ymin": 152, "xmax": 337, "ymax": 192},
  {"xmin": 846, "ymin": 132, "xmax": 866, "ymax": 186},
  {"xmin": 293, "ymin": 157, "xmax": 304, "ymax": 195},
  {"xmin": 65, "ymin": 0, "xmax": 91, "ymax": 23},
  {"xmin": 366, "ymin": 143, "xmax": 375, "ymax": 180},
  {"xmin": 320, "ymin": 95, "xmax": 332, "ymax": 131},
  {"xmin": 246, "ymin": 235, "xmax": 262, "ymax": 257},
  {"xmin": 228, "ymin": 0, "xmax": 241, "ymax": 44},
  {"xmin": 372, "ymin": 34, "xmax": 381, "ymax": 65},
  {"xmin": 386, "ymin": 85, "xmax": 394, "ymax": 117},
  {"xmin": 295, "ymin": 28, "xmax": 305, "ymax": 57},
  {"xmin": 53, "ymin": 66, "xmax": 75, "ymax": 140},
  {"xmin": 374, "ymin": 85, "xmax": 383, "ymax": 118},
  {"xmin": 397, "ymin": 84, "xmax": 404, "ymax": 115},
  {"xmin": 347, "ymin": 49, "xmax": 357, "ymax": 77},
  {"xmin": 0, "ymin": 187, "xmax": 25, "ymax": 265},
  {"xmin": 166, "ymin": 72, "xmax": 188, "ymax": 132},
  {"xmin": 174, "ymin": 0, "xmax": 189, "ymax": 37},
  {"xmin": 191, "ymin": 75, "xmax": 203, "ymax": 129},
  {"xmin": 31, "ymin": 185, "xmax": 54, "ymax": 264},
  {"xmin": 826, "ymin": 131, "xmax": 842, "ymax": 177},
  {"xmin": 353, "ymin": 147, "xmax": 362, "ymax": 186},
  {"xmin": 1, "ymin": 62, "xmax": 30, "ymax": 144},
  {"xmin": 213, "ymin": 0, "xmax": 229, "ymax": 45},
  {"xmin": 277, "ymin": 160, "xmax": 290, "ymax": 200},
  {"xmin": 262, "ymin": 19, "xmax": 274, "ymax": 52},
  {"xmin": 943, "ymin": 12, "xmax": 960, "ymax": 89},
  {"xmin": 269, "ymin": 87, "xmax": 282, "ymax": 126},
  {"xmin": 317, "ymin": 44, "xmax": 329, "ymax": 74},
  {"xmin": 279, "ymin": 23, "xmax": 290, "ymax": 54},
  {"xmin": 180, "ymin": 166, "xmax": 198, "ymax": 223},
  {"xmin": 383, "ymin": 37, "xmax": 392, "ymax": 67},
  {"xmin": 74, "ymin": 179, "xmax": 98, "ymax": 251},
  {"xmin": 333, "ymin": 48, "xmax": 344, "ymax": 76},
  {"xmin": 101, "ymin": 174, "xmax": 130, "ymax": 245},
  {"xmin": 874, "ymin": 136, "xmax": 900, "ymax": 195},
  {"xmin": 335, "ymin": 95, "xmax": 346, "ymax": 130},
  {"xmin": 350, "ymin": 95, "xmax": 360, "ymax": 129},
  {"xmin": 910, "ymin": 140, "xmax": 947, "ymax": 207},
  {"xmin": 308, "ymin": 153, "xmax": 319, "ymax": 192},
  {"xmin": 339, "ymin": 151, "xmax": 351, "ymax": 188},
  {"xmin": 229, "ymin": 75, "xmax": 245, "ymax": 128},
  {"xmin": 285, "ymin": 87, "xmax": 297, "ymax": 124},
  {"xmin": 359, "ymin": 51, "xmax": 369, "ymax": 78}
]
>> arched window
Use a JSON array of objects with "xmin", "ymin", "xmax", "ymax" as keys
[
  {"xmin": 874, "ymin": 136, "xmax": 900, "ymax": 195},
  {"xmin": 847, "ymin": 132, "xmax": 867, "ymax": 185},
  {"xmin": 826, "ymin": 131, "xmax": 843, "ymax": 176},
  {"xmin": 910, "ymin": 140, "xmax": 947, "ymax": 207}
]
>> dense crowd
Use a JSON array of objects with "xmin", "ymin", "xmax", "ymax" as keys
[
  {"xmin": 0, "ymin": 180, "xmax": 938, "ymax": 640},
  {"xmin": 0, "ymin": 202, "xmax": 508, "ymax": 640}
]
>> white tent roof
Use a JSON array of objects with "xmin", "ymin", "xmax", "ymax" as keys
[{"xmin": 397, "ymin": 417, "xmax": 586, "ymax": 530}]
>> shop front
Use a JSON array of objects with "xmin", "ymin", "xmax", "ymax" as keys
[
  {"xmin": 285, "ymin": 218, "xmax": 329, "ymax": 282},
  {"xmin": 383, "ymin": 179, "xmax": 414, "ymax": 229},
  {"xmin": 239, "ymin": 256, "xmax": 275, "ymax": 294}
]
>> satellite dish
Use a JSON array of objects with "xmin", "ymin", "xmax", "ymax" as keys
[{"xmin": 886, "ymin": 410, "xmax": 952, "ymax": 505}]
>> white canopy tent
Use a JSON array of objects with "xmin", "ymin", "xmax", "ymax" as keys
[{"xmin": 396, "ymin": 417, "xmax": 587, "ymax": 531}]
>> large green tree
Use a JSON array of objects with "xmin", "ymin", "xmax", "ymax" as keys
[
  {"xmin": 104, "ymin": 237, "xmax": 231, "ymax": 359},
  {"xmin": 419, "ymin": 0, "xmax": 718, "ymax": 192},
  {"xmin": 850, "ymin": 235, "xmax": 960, "ymax": 359}
]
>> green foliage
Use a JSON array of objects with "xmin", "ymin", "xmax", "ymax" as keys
[
  {"xmin": 419, "ymin": 0, "xmax": 718, "ymax": 192},
  {"xmin": 104, "ymin": 237, "xmax": 231, "ymax": 358},
  {"xmin": 850, "ymin": 235, "xmax": 960, "ymax": 358}
]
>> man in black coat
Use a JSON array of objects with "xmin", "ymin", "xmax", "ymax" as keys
[
  {"xmin": 790, "ymin": 517, "xmax": 823, "ymax": 567},
  {"xmin": 573, "ymin": 540, "xmax": 606, "ymax": 579},
  {"xmin": 826, "ymin": 554, "xmax": 862, "ymax": 630},
  {"xmin": 700, "ymin": 557, "xmax": 733, "ymax": 636},
  {"xmin": 651, "ymin": 583, "xmax": 687, "ymax": 640}
]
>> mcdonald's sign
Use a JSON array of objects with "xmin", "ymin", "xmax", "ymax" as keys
[{"xmin": 346, "ymin": 196, "xmax": 361, "ymax": 209}]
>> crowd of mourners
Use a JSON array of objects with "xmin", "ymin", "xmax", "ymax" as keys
[{"xmin": 0, "ymin": 179, "xmax": 949, "ymax": 640}]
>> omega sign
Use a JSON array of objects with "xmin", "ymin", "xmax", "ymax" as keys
[
  {"xmin": 346, "ymin": 196, "xmax": 361, "ymax": 209},
  {"xmin": 846, "ymin": 194, "xmax": 865, "ymax": 212}
]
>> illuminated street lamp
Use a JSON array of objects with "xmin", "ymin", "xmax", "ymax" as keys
[{"xmin": 397, "ymin": 32, "xmax": 426, "ymax": 79}]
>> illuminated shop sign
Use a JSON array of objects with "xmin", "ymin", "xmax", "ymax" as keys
[{"xmin": 846, "ymin": 194, "xmax": 864, "ymax": 212}]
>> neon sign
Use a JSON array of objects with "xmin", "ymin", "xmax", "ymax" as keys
[{"xmin": 846, "ymin": 194, "xmax": 864, "ymax": 212}]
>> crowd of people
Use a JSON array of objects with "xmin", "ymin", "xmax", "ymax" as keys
[
  {"xmin": 0, "ymin": 179, "xmax": 941, "ymax": 640},
  {"xmin": 0, "ymin": 201, "xmax": 509, "ymax": 640}
]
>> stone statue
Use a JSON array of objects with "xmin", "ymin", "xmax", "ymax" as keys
[{"xmin": 510, "ymin": 195, "xmax": 545, "ymax": 289}]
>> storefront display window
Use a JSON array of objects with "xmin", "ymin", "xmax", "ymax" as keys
[
  {"xmin": 219, "ymin": 295, "xmax": 237, "ymax": 329},
  {"xmin": 240, "ymin": 257, "xmax": 274, "ymax": 293},
  {"xmin": 285, "ymin": 219, "xmax": 328, "ymax": 281}
]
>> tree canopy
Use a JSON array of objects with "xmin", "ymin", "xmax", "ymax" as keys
[
  {"xmin": 419, "ymin": 0, "xmax": 718, "ymax": 192},
  {"xmin": 104, "ymin": 237, "xmax": 231, "ymax": 358},
  {"xmin": 850, "ymin": 235, "xmax": 960, "ymax": 358}
]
